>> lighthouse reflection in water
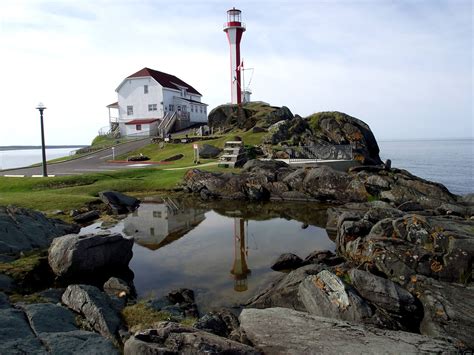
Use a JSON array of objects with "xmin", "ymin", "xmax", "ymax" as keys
[{"xmin": 117, "ymin": 199, "xmax": 334, "ymax": 312}]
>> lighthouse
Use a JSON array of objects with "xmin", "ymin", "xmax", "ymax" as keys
[{"xmin": 223, "ymin": 8, "xmax": 246, "ymax": 105}]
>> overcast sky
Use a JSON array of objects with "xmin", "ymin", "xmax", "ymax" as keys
[{"xmin": 0, "ymin": 0, "xmax": 472, "ymax": 145}]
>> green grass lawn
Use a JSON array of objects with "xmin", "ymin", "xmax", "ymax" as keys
[{"xmin": 0, "ymin": 129, "xmax": 265, "ymax": 214}]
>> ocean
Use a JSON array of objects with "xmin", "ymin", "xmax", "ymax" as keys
[
  {"xmin": 378, "ymin": 139, "xmax": 473, "ymax": 196},
  {"xmin": 0, "ymin": 140, "xmax": 472, "ymax": 195},
  {"xmin": 0, "ymin": 147, "xmax": 82, "ymax": 171}
]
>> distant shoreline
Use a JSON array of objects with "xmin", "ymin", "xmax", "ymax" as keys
[{"xmin": 0, "ymin": 145, "xmax": 87, "ymax": 151}]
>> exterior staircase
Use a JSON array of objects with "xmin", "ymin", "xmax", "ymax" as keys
[
  {"xmin": 158, "ymin": 111, "xmax": 178, "ymax": 137},
  {"xmin": 218, "ymin": 141, "xmax": 246, "ymax": 168}
]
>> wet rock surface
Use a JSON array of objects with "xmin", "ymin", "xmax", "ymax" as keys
[
  {"xmin": 48, "ymin": 233, "xmax": 133, "ymax": 278},
  {"xmin": 0, "ymin": 205, "xmax": 79, "ymax": 255},
  {"xmin": 124, "ymin": 322, "xmax": 260, "ymax": 355},
  {"xmin": 240, "ymin": 307, "xmax": 459, "ymax": 354}
]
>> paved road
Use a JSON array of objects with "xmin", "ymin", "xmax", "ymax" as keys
[{"xmin": 0, "ymin": 138, "xmax": 154, "ymax": 177}]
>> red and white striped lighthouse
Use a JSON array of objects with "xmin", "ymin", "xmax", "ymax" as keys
[{"xmin": 223, "ymin": 8, "xmax": 246, "ymax": 105}]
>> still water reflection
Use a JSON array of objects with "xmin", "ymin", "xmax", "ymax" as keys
[{"xmin": 83, "ymin": 198, "xmax": 334, "ymax": 312}]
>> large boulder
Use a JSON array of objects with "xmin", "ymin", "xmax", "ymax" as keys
[
  {"xmin": 208, "ymin": 104, "xmax": 255, "ymax": 130},
  {"xmin": 263, "ymin": 116, "xmax": 311, "ymax": 146},
  {"xmin": 22, "ymin": 303, "xmax": 118, "ymax": 354},
  {"xmin": 61, "ymin": 284, "xmax": 122, "ymax": 343},
  {"xmin": 298, "ymin": 271, "xmax": 373, "ymax": 323},
  {"xmin": 308, "ymin": 111, "xmax": 383, "ymax": 165},
  {"xmin": 245, "ymin": 264, "xmax": 325, "ymax": 310},
  {"xmin": 239, "ymin": 308, "xmax": 460, "ymax": 354},
  {"xmin": 271, "ymin": 253, "xmax": 303, "ymax": 271},
  {"xmin": 48, "ymin": 233, "xmax": 133, "ymax": 278},
  {"xmin": 198, "ymin": 144, "xmax": 221, "ymax": 159},
  {"xmin": 98, "ymin": 191, "xmax": 140, "ymax": 214},
  {"xmin": 124, "ymin": 322, "xmax": 260, "ymax": 354},
  {"xmin": 0, "ymin": 206, "xmax": 79, "ymax": 255}
]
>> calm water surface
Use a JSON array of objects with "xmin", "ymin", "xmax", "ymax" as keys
[
  {"xmin": 0, "ymin": 148, "xmax": 82, "ymax": 170},
  {"xmin": 81, "ymin": 199, "xmax": 333, "ymax": 312},
  {"xmin": 379, "ymin": 139, "xmax": 473, "ymax": 195}
]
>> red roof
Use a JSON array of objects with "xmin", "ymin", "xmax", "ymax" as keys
[
  {"xmin": 125, "ymin": 119, "xmax": 159, "ymax": 125},
  {"xmin": 127, "ymin": 67, "xmax": 202, "ymax": 96}
]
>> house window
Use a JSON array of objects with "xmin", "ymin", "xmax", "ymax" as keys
[
  {"xmin": 150, "ymin": 227, "xmax": 155, "ymax": 236},
  {"xmin": 204, "ymin": 106, "xmax": 206, "ymax": 114},
  {"xmin": 181, "ymin": 88, "xmax": 186, "ymax": 97},
  {"xmin": 144, "ymin": 85, "xmax": 148, "ymax": 94},
  {"xmin": 200, "ymin": 106, "xmax": 203, "ymax": 113},
  {"xmin": 127, "ymin": 106, "xmax": 133, "ymax": 115},
  {"xmin": 191, "ymin": 106, "xmax": 194, "ymax": 112},
  {"xmin": 153, "ymin": 211, "xmax": 162, "ymax": 218},
  {"xmin": 169, "ymin": 104, "xmax": 174, "ymax": 111},
  {"xmin": 136, "ymin": 124, "xmax": 142, "ymax": 130},
  {"xmin": 148, "ymin": 104, "xmax": 157, "ymax": 111}
]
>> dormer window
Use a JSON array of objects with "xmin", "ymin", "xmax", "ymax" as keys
[{"xmin": 144, "ymin": 85, "xmax": 148, "ymax": 94}]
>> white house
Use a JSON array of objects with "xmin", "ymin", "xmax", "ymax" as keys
[{"xmin": 107, "ymin": 67, "xmax": 208, "ymax": 137}]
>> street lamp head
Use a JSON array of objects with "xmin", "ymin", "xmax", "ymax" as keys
[{"xmin": 36, "ymin": 102, "xmax": 47, "ymax": 111}]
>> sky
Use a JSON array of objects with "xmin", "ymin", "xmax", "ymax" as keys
[{"xmin": 0, "ymin": 0, "xmax": 472, "ymax": 145}]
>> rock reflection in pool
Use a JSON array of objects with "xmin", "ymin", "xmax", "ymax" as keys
[{"xmin": 85, "ymin": 199, "xmax": 335, "ymax": 312}]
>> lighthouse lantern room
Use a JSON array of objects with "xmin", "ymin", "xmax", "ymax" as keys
[{"xmin": 223, "ymin": 8, "xmax": 246, "ymax": 105}]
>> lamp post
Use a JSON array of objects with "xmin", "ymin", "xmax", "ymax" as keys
[{"xmin": 36, "ymin": 102, "xmax": 48, "ymax": 177}]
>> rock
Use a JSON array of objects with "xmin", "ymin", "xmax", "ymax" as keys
[
  {"xmin": 245, "ymin": 264, "xmax": 324, "ymax": 310},
  {"xmin": 298, "ymin": 271, "xmax": 373, "ymax": 323},
  {"xmin": 303, "ymin": 250, "xmax": 344, "ymax": 266},
  {"xmin": 308, "ymin": 111, "xmax": 383, "ymax": 165},
  {"xmin": 435, "ymin": 203, "xmax": 467, "ymax": 217},
  {"xmin": 406, "ymin": 275, "xmax": 474, "ymax": 349},
  {"xmin": 48, "ymin": 233, "xmax": 133, "ymax": 278},
  {"xmin": 162, "ymin": 153, "xmax": 183, "ymax": 162},
  {"xmin": 349, "ymin": 269, "xmax": 418, "ymax": 315},
  {"xmin": 334, "ymin": 206, "xmax": 473, "ymax": 283},
  {"xmin": 195, "ymin": 309, "xmax": 240, "ymax": 337},
  {"xmin": 103, "ymin": 277, "xmax": 132, "ymax": 298},
  {"xmin": 98, "ymin": 191, "xmax": 140, "ymax": 214},
  {"xmin": 262, "ymin": 106, "xmax": 294, "ymax": 127},
  {"xmin": 73, "ymin": 210, "xmax": 100, "ymax": 223},
  {"xmin": 397, "ymin": 201, "xmax": 424, "ymax": 212},
  {"xmin": 61, "ymin": 284, "xmax": 122, "ymax": 343},
  {"xmin": 239, "ymin": 307, "xmax": 459, "ymax": 354},
  {"xmin": 36, "ymin": 288, "xmax": 66, "ymax": 304},
  {"xmin": 124, "ymin": 322, "xmax": 260, "ymax": 354},
  {"xmin": 271, "ymin": 253, "xmax": 303, "ymax": 271},
  {"xmin": 252, "ymin": 126, "xmax": 267, "ymax": 133},
  {"xmin": 0, "ymin": 292, "xmax": 9, "ymax": 309},
  {"xmin": 167, "ymin": 288, "xmax": 195, "ymax": 304},
  {"xmin": 127, "ymin": 154, "xmax": 149, "ymax": 161},
  {"xmin": 145, "ymin": 296, "xmax": 172, "ymax": 311},
  {"xmin": 0, "ymin": 205, "xmax": 79, "ymax": 255},
  {"xmin": 23, "ymin": 303, "xmax": 118, "ymax": 354},
  {"xmin": 0, "ymin": 307, "xmax": 46, "ymax": 354},
  {"xmin": 199, "ymin": 144, "xmax": 221, "ymax": 158},
  {"xmin": 208, "ymin": 104, "xmax": 255, "ymax": 130},
  {"xmin": 264, "ymin": 116, "xmax": 311, "ymax": 146},
  {"xmin": 242, "ymin": 159, "xmax": 289, "ymax": 175},
  {"xmin": 0, "ymin": 273, "xmax": 14, "ymax": 292}
]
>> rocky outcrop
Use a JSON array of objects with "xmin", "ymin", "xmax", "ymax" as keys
[
  {"xmin": 405, "ymin": 275, "xmax": 474, "ymax": 348},
  {"xmin": 146, "ymin": 288, "xmax": 199, "ymax": 320},
  {"xmin": 0, "ymin": 205, "xmax": 79, "ymax": 255},
  {"xmin": 61, "ymin": 284, "xmax": 123, "ymax": 343},
  {"xmin": 124, "ymin": 322, "xmax": 260, "ymax": 354},
  {"xmin": 48, "ymin": 233, "xmax": 133, "ymax": 278},
  {"xmin": 239, "ymin": 307, "xmax": 459, "ymax": 354},
  {"xmin": 183, "ymin": 160, "xmax": 459, "ymax": 209},
  {"xmin": 98, "ymin": 191, "xmax": 140, "ymax": 214},
  {"xmin": 333, "ymin": 207, "xmax": 473, "ymax": 283}
]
